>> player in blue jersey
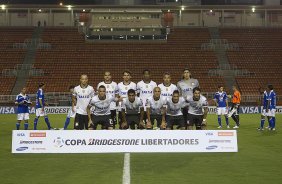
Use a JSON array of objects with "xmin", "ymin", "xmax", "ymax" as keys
[
  {"xmin": 258, "ymin": 84, "xmax": 277, "ymax": 131},
  {"xmin": 214, "ymin": 85, "xmax": 229, "ymax": 128},
  {"xmin": 63, "ymin": 85, "xmax": 76, "ymax": 130},
  {"xmin": 33, "ymin": 83, "xmax": 52, "ymax": 130},
  {"xmin": 15, "ymin": 87, "xmax": 32, "ymax": 130}
]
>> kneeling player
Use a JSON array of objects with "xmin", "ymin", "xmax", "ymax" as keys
[
  {"xmin": 166, "ymin": 90, "xmax": 186, "ymax": 130},
  {"xmin": 15, "ymin": 87, "xmax": 32, "ymax": 130},
  {"xmin": 87, "ymin": 85, "xmax": 120, "ymax": 130},
  {"xmin": 186, "ymin": 87, "xmax": 208, "ymax": 130},
  {"xmin": 146, "ymin": 87, "xmax": 167, "ymax": 129},
  {"xmin": 121, "ymin": 89, "xmax": 144, "ymax": 129}
]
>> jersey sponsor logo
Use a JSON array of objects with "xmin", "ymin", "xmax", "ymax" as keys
[
  {"xmin": 77, "ymin": 95, "xmax": 91, "ymax": 98},
  {"xmin": 20, "ymin": 140, "xmax": 43, "ymax": 144},
  {"xmin": 141, "ymin": 91, "xmax": 153, "ymax": 94},
  {"xmin": 218, "ymin": 132, "xmax": 234, "ymax": 136}
]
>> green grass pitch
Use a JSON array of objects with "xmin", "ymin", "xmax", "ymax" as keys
[{"xmin": 0, "ymin": 114, "xmax": 281, "ymax": 184}]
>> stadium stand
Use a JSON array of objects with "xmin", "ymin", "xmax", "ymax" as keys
[
  {"xmin": 0, "ymin": 27, "xmax": 34, "ymax": 95},
  {"xmin": 220, "ymin": 28, "xmax": 282, "ymax": 95},
  {"xmin": 26, "ymin": 27, "xmax": 222, "ymax": 93}
]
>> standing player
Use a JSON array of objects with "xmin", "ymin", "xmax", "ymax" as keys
[
  {"xmin": 177, "ymin": 68, "xmax": 200, "ymax": 127},
  {"xmin": 15, "ymin": 87, "xmax": 32, "ymax": 130},
  {"xmin": 258, "ymin": 85, "xmax": 276, "ymax": 131},
  {"xmin": 166, "ymin": 90, "xmax": 186, "ymax": 130},
  {"xmin": 97, "ymin": 71, "xmax": 118, "ymax": 128},
  {"xmin": 63, "ymin": 85, "xmax": 76, "ymax": 130},
  {"xmin": 228, "ymin": 86, "xmax": 241, "ymax": 129},
  {"xmin": 87, "ymin": 85, "xmax": 121, "ymax": 130},
  {"xmin": 33, "ymin": 83, "xmax": 52, "ymax": 130},
  {"xmin": 137, "ymin": 69, "xmax": 157, "ymax": 124},
  {"xmin": 117, "ymin": 70, "xmax": 136, "ymax": 128},
  {"xmin": 214, "ymin": 85, "xmax": 229, "ymax": 129},
  {"xmin": 158, "ymin": 72, "xmax": 178, "ymax": 101},
  {"xmin": 121, "ymin": 89, "xmax": 144, "ymax": 129},
  {"xmin": 186, "ymin": 87, "xmax": 208, "ymax": 130},
  {"xmin": 73, "ymin": 74, "xmax": 94, "ymax": 130},
  {"xmin": 146, "ymin": 87, "xmax": 167, "ymax": 129}
]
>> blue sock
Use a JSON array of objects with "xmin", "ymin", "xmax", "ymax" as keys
[
  {"xmin": 273, "ymin": 117, "xmax": 276, "ymax": 128},
  {"xmin": 16, "ymin": 122, "xmax": 20, "ymax": 130},
  {"xmin": 64, "ymin": 117, "xmax": 70, "ymax": 130},
  {"xmin": 260, "ymin": 119, "xmax": 265, "ymax": 129},
  {"xmin": 269, "ymin": 118, "xmax": 273, "ymax": 129},
  {"xmin": 218, "ymin": 116, "xmax": 222, "ymax": 126},
  {"xmin": 34, "ymin": 117, "xmax": 39, "ymax": 130},
  {"xmin": 44, "ymin": 116, "xmax": 51, "ymax": 130},
  {"xmin": 225, "ymin": 116, "xmax": 229, "ymax": 126},
  {"xmin": 24, "ymin": 122, "xmax": 28, "ymax": 130}
]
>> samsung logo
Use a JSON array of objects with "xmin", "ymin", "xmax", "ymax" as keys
[
  {"xmin": 206, "ymin": 145, "xmax": 218, "ymax": 150},
  {"xmin": 16, "ymin": 147, "xmax": 28, "ymax": 151}
]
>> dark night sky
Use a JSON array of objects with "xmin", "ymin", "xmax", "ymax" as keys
[{"xmin": 0, "ymin": 0, "xmax": 109, "ymax": 4}]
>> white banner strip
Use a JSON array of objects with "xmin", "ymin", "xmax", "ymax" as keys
[{"xmin": 12, "ymin": 130, "xmax": 238, "ymax": 153}]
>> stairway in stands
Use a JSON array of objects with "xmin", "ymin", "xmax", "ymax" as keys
[{"xmin": 11, "ymin": 27, "xmax": 43, "ymax": 95}]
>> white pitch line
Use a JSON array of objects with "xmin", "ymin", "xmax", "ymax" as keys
[{"xmin": 122, "ymin": 153, "xmax": 131, "ymax": 184}]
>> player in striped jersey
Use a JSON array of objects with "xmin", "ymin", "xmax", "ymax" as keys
[
  {"xmin": 73, "ymin": 74, "xmax": 94, "ymax": 130},
  {"xmin": 121, "ymin": 89, "xmax": 144, "ymax": 129},
  {"xmin": 15, "ymin": 87, "xmax": 32, "ymax": 130},
  {"xmin": 158, "ymin": 72, "xmax": 178, "ymax": 101},
  {"xmin": 117, "ymin": 70, "xmax": 136, "ymax": 129},
  {"xmin": 166, "ymin": 90, "xmax": 187, "ymax": 130},
  {"xmin": 146, "ymin": 87, "xmax": 167, "ymax": 129},
  {"xmin": 97, "ymin": 71, "xmax": 119, "ymax": 128},
  {"xmin": 177, "ymin": 68, "xmax": 200, "ymax": 128},
  {"xmin": 186, "ymin": 87, "xmax": 208, "ymax": 130}
]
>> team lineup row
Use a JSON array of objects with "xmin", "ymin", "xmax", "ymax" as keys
[{"xmin": 15, "ymin": 69, "xmax": 276, "ymax": 130}]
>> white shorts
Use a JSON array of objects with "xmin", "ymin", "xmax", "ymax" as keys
[
  {"xmin": 217, "ymin": 107, "xmax": 228, "ymax": 115},
  {"xmin": 67, "ymin": 107, "xmax": 76, "ymax": 118},
  {"xmin": 17, "ymin": 113, "xmax": 29, "ymax": 121},
  {"xmin": 262, "ymin": 109, "xmax": 276, "ymax": 117},
  {"xmin": 36, "ymin": 108, "xmax": 47, "ymax": 117}
]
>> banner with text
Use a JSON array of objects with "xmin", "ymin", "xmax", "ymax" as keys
[
  {"xmin": 2, "ymin": 106, "xmax": 282, "ymax": 114},
  {"xmin": 12, "ymin": 130, "xmax": 238, "ymax": 153}
]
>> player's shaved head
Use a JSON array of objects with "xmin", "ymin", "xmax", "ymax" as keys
[{"xmin": 153, "ymin": 87, "xmax": 161, "ymax": 99}]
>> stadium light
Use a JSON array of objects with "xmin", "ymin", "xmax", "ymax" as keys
[
  {"xmin": 168, "ymin": 9, "xmax": 170, "ymax": 12},
  {"xmin": 38, "ymin": 9, "xmax": 42, "ymax": 12},
  {"xmin": 1, "ymin": 4, "xmax": 6, "ymax": 10},
  {"xmin": 181, "ymin": 6, "xmax": 185, "ymax": 11},
  {"xmin": 252, "ymin": 7, "xmax": 255, "ymax": 12},
  {"xmin": 59, "ymin": 2, "xmax": 63, "ymax": 6},
  {"xmin": 67, "ymin": 5, "xmax": 72, "ymax": 10},
  {"xmin": 209, "ymin": 9, "xmax": 213, "ymax": 13},
  {"xmin": 82, "ymin": 9, "xmax": 86, "ymax": 12}
]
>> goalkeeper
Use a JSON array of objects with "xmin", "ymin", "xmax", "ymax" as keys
[{"xmin": 228, "ymin": 86, "xmax": 241, "ymax": 129}]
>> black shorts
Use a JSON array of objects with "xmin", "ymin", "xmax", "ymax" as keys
[
  {"xmin": 150, "ymin": 115, "xmax": 162, "ymax": 127},
  {"xmin": 166, "ymin": 115, "xmax": 185, "ymax": 129},
  {"xmin": 231, "ymin": 103, "xmax": 240, "ymax": 115},
  {"xmin": 90, "ymin": 114, "xmax": 113, "ymax": 130},
  {"xmin": 187, "ymin": 114, "xmax": 203, "ymax": 129},
  {"xmin": 74, "ymin": 114, "xmax": 89, "ymax": 130},
  {"xmin": 126, "ymin": 114, "xmax": 140, "ymax": 129}
]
